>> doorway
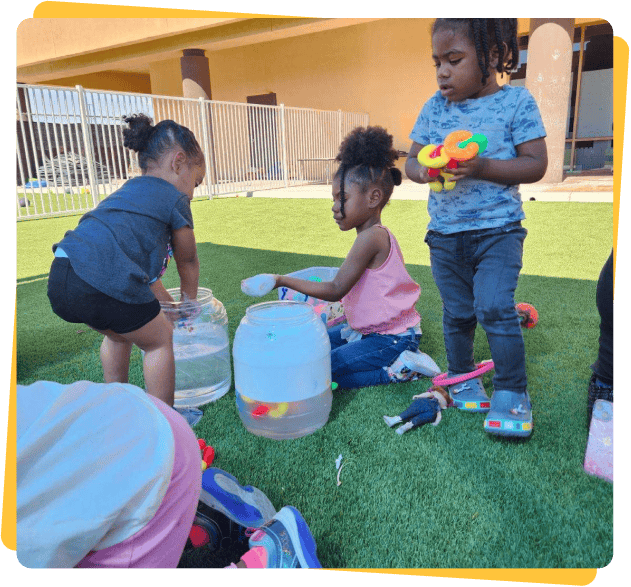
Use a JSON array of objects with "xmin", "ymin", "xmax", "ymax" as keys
[{"xmin": 246, "ymin": 93, "xmax": 280, "ymax": 178}]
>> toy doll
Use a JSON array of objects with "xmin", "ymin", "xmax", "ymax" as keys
[{"xmin": 383, "ymin": 386, "xmax": 451, "ymax": 435}]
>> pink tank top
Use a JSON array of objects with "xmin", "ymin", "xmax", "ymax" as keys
[{"xmin": 342, "ymin": 226, "xmax": 421, "ymax": 335}]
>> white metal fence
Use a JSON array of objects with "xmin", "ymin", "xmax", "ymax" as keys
[{"xmin": 16, "ymin": 84, "xmax": 368, "ymax": 220}]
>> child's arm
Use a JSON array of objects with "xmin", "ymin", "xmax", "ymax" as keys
[
  {"xmin": 172, "ymin": 226, "xmax": 199, "ymax": 301},
  {"xmin": 405, "ymin": 142, "xmax": 434, "ymax": 184},
  {"xmin": 149, "ymin": 279, "xmax": 175, "ymax": 303},
  {"xmin": 275, "ymin": 227, "xmax": 389, "ymax": 302},
  {"xmin": 448, "ymin": 137, "xmax": 548, "ymax": 185}
]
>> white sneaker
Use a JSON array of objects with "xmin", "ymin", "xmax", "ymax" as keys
[{"xmin": 398, "ymin": 350, "xmax": 441, "ymax": 377}]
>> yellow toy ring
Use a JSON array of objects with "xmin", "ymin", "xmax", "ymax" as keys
[
  {"xmin": 269, "ymin": 402, "xmax": 289, "ymax": 418},
  {"xmin": 443, "ymin": 130, "xmax": 479, "ymax": 161},
  {"xmin": 418, "ymin": 144, "xmax": 450, "ymax": 168}
]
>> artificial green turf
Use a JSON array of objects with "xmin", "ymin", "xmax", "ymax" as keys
[{"xmin": 16, "ymin": 197, "xmax": 614, "ymax": 569}]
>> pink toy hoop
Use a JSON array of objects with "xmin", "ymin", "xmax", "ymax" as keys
[{"xmin": 432, "ymin": 360, "xmax": 495, "ymax": 387}]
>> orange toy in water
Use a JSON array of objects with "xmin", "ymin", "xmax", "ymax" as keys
[{"xmin": 516, "ymin": 303, "xmax": 538, "ymax": 329}]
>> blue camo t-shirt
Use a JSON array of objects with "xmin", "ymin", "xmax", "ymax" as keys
[
  {"xmin": 409, "ymin": 85, "xmax": 546, "ymax": 234},
  {"xmin": 54, "ymin": 176, "xmax": 193, "ymax": 304}
]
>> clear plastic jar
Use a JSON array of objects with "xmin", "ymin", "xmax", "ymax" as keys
[
  {"xmin": 160, "ymin": 287, "xmax": 231, "ymax": 408},
  {"xmin": 233, "ymin": 301, "xmax": 332, "ymax": 439}
]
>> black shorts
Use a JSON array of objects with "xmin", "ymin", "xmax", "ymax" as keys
[{"xmin": 47, "ymin": 257, "xmax": 161, "ymax": 335}]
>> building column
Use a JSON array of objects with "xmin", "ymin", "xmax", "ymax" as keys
[
  {"xmin": 525, "ymin": 19, "xmax": 575, "ymax": 183},
  {"xmin": 180, "ymin": 48, "xmax": 212, "ymax": 100},
  {"xmin": 180, "ymin": 48, "xmax": 217, "ymax": 188}
]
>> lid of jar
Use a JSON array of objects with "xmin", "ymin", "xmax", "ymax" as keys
[
  {"xmin": 160, "ymin": 287, "xmax": 218, "ymax": 311},
  {"xmin": 245, "ymin": 300, "xmax": 313, "ymax": 325}
]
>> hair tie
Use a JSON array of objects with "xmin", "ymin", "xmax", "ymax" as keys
[{"xmin": 390, "ymin": 166, "xmax": 402, "ymax": 187}]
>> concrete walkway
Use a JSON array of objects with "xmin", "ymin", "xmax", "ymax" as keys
[{"xmin": 246, "ymin": 175, "xmax": 614, "ymax": 203}]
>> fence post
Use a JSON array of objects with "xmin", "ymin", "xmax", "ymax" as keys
[
  {"xmin": 76, "ymin": 85, "xmax": 99, "ymax": 207},
  {"xmin": 338, "ymin": 109, "xmax": 343, "ymax": 147},
  {"xmin": 279, "ymin": 103, "xmax": 289, "ymax": 188},
  {"xmin": 198, "ymin": 97, "xmax": 213, "ymax": 199}
]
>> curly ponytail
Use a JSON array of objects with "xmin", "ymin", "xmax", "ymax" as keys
[{"xmin": 333, "ymin": 126, "xmax": 401, "ymax": 216}]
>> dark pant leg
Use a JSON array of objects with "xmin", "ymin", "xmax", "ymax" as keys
[
  {"xmin": 591, "ymin": 249, "xmax": 614, "ymax": 385},
  {"xmin": 471, "ymin": 227, "xmax": 528, "ymax": 392},
  {"xmin": 425, "ymin": 231, "xmax": 477, "ymax": 375}
]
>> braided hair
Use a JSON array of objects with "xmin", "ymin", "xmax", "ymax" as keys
[
  {"xmin": 334, "ymin": 126, "xmax": 402, "ymax": 218},
  {"xmin": 432, "ymin": 18, "xmax": 519, "ymax": 85},
  {"xmin": 122, "ymin": 113, "xmax": 204, "ymax": 172}
]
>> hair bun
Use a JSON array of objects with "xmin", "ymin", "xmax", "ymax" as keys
[
  {"xmin": 122, "ymin": 114, "xmax": 155, "ymax": 153},
  {"xmin": 390, "ymin": 167, "xmax": 402, "ymax": 186}
]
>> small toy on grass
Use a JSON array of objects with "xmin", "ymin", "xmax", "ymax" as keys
[
  {"xmin": 516, "ymin": 302, "xmax": 538, "ymax": 329},
  {"xmin": 417, "ymin": 130, "xmax": 488, "ymax": 192},
  {"xmin": 198, "ymin": 439, "xmax": 215, "ymax": 471},
  {"xmin": 383, "ymin": 386, "xmax": 451, "ymax": 435}
]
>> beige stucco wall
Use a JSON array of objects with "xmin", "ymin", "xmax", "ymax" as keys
[
  {"xmin": 16, "ymin": 18, "xmax": 241, "ymax": 66},
  {"xmin": 200, "ymin": 19, "xmax": 436, "ymax": 154},
  {"xmin": 148, "ymin": 59, "xmax": 185, "ymax": 97},
  {"xmin": 41, "ymin": 71, "xmax": 151, "ymax": 93},
  {"xmin": 17, "ymin": 17, "xmax": 558, "ymax": 67}
]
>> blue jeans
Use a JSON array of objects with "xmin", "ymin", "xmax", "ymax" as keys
[
  {"xmin": 328, "ymin": 323, "xmax": 421, "ymax": 389},
  {"xmin": 424, "ymin": 222, "xmax": 528, "ymax": 393}
]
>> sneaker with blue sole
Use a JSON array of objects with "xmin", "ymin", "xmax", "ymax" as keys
[
  {"xmin": 200, "ymin": 468, "xmax": 277, "ymax": 528},
  {"xmin": 484, "ymin": 389, "xmax": 533, "ymax": 438},
  {"xmin": 448, "ymin": 377, "xmax": 491, "ymax": 413},
  {"xmin": 248, "ymin": 506, "xmax": 322, "ymax": 568}
]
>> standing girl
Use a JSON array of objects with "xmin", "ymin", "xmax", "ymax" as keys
[
  {"xmin": 405, "ymin": 18, "xmax": 548, "ymax": 437},
  {"xmin": 47, "ymin": 114, "xmax": 204, "ymax": 408},
  {"xmin": 243, "ymin": 126, "xmax": 439, "ymax": 389}
]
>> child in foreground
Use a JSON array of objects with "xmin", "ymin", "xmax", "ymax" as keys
[
  {"xmin": 405, "ymin": 18, "xmax": 548, "ymax": 438},
  {"xmin": 244, "ymin": 126, "xmax": 439, "ymax": 389},
  {"xmin": 17, "ymin": 380, "xmax": 321, "ymax": 568},
  {"xmin": 47, "ymin": 114, "xmax": 203, "ymax": 409}
]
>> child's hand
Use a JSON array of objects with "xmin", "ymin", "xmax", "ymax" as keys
[
  {"xmin": 446, "ymin": 156, "xmax": 485, "ymax": 182},
  {"xmin": 419, "ymin": 166, "xmax": 435, "ymax": 184},
  {"xmin": 178, "ymin": 293, "xmax": 202, "ymax": 320},
  {"xmin": 241, "ymin": 274, "xmax": 277, "ymax": 297}
]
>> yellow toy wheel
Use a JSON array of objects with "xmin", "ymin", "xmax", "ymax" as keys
[
  {"xmin": 418, "ymin": 144, "xmax": 450, "ymax": 168},
  {"xmin": 269, "ymin": 402, "xmax": 289, "ymax": 418}
]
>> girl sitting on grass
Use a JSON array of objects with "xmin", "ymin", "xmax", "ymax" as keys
[{"xmin": 243, "ymin": 126, "xmax": 439, "ymax": 389}]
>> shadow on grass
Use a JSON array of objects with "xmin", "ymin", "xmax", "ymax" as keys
[
  {"xmin": 17, "ymin": 273, "xmax": 50, "ymax": 284},
  {"xmin": 17, "ymin": 241, "xmax": 610, "ymax": 569}
]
